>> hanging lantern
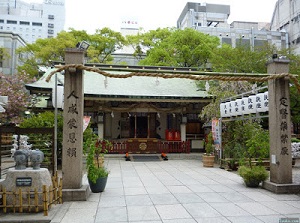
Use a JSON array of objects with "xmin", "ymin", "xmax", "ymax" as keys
[
  {"xmin": 256, "ymin": 93, "xmax": 265, "ymax": 112},
  {"xmin": 220, "ymin": 102, "xmax": 227, "ymax": 118},
  {"xmin": 224, "ymin": 101, "xmax": 231, "ymax": 117},
  {"xmin": 248, "ymin": 94, "xmax": 257, "ymax": 114},
  {"xmin": 234, "ymin": 98, "xmax": 242, "ymax": 116},
  {"xmin": 263, "ymin": 91, "xmax": 269, "ymax": 112},
  {"xmin": 229, "ymin": 100, "xmax": 236, "ymax": 116},
  {"xmin": 242, "ymin": 96, "xmax": 250, "ymax": 115}
]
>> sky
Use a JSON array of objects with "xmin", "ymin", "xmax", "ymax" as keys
[{"xmin": 29, "ymin": 0, "xmax": 278, "ymax": 34}]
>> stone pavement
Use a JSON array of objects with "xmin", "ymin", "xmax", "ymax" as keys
[{"xmin": 1, "ymin": 156, "xmax": 300, "ymax": 223}]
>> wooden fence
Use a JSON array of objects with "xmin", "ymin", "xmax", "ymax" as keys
[
  {"xmin": 109, "ymin": 140, "xmax": 191, "ymax": 154},
  {"xmin": 0, "ymin": 172, "xmax": 62, "ymax": 216}
]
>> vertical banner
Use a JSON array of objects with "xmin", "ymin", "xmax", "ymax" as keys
[{"xmin": 211, "ymin": 119, "xmax": 221, "ymax": 149}]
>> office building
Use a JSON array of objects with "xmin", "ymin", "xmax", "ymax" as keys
[
  {"xmin": 177, "ymin": 2, "xmax": 288, "ymax": 51},
  {"xmin": 0, "ymin": 0, "xmax": 65, "ymax": 44},
  {"xmin": 270, "ymin": 0, "xmax": 300, "ymax": 54}
]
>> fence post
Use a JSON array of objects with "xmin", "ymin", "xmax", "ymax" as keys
[
  {"xmin": 43, "ymin": 185, "xmax": 48, "ymax": 216},
  {"xmin": 3, "ymin": 187, "xmax": 6, "ymax": 213},
  {"xmin": 18, "ymin": 188, "xmax": 22, "ymax": 213}
]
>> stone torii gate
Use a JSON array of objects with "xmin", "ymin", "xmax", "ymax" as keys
[{"xmin": 55, "ymin": 49, "xmax": 299, "ymax": 201}]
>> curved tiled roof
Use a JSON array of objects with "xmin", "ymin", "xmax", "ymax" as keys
[{"xmin": 26, "ymin": 68, "xmax": 212, "ymax": 100}]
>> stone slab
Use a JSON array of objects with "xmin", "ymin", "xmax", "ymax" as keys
[
  {"xmin": 62, "ymin": 184, "xmax": 90, "ymax": 201},
  {"xmin": 263, "ymin": 180, "xmax": 300, "ymax": 194}
]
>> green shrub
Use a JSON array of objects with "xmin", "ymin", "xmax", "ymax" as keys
[{"xmin": 238, "ymin": 165, "xmax": 269, "ymax": 186}]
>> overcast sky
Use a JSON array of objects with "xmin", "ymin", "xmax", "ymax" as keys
[{"xmin": 30, "ymin": 0, "xmax": 278, "ymax": 33}]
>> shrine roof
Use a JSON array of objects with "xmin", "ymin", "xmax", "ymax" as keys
[{"xmin": 26, "ymin": 68, "xmax": 212, "ymax": 101}]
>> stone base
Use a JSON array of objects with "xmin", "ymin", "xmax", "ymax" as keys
[
  {"xmin": 0, "ymin": 168, "xmax": 52, "ymax": 212},
  {"xmin": 62, "ymin": 184, "xmax": 90, "ymax": 201},
  {"xmin": 263, "ymin": 180, "xmax": 300, "ymax": 194}
]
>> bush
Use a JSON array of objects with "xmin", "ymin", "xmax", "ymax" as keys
[{"xmin": 238, "ymin": 165, "xmax": 269, "ymax": 187}]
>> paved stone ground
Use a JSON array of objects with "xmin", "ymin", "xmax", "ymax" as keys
[{"xmin": 1, "ymin": 155, "xmax": 300, "ymax": 223}]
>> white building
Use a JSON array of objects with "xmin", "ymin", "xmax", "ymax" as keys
[
  {"xmin": 113, "ymin": 17, "xmax": 144, "ymax": 65},
  {"xmin": 0, "ymin": 31, "xmax": 26, "ymax": 75},
  {"xmin": 0, "ymin": 0, "xmax": 65, "ymax": 44},
  {"xmin": 177, "ymin": 2, "xmax": 230, "ymax": 29},
  {"xmin": 177, "ymin": 2, "xmax": 288, "ymax": 51},
  {"xmin": 270, "ymin": 0, "xmax": 300, "ymax": 54}
]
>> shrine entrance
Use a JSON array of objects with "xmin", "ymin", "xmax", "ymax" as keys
[{"xmin": 44, "ymin": 49, "xmax": 300, "ymax": 198}]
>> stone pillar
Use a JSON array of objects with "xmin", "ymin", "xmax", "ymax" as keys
[
  {"xmin": 62, "ymin": 49, "xmax": 84, "ymax": 189},
  {"xmin": 267, "ymin": 58, "xmax": 292, "ymax": 184}
]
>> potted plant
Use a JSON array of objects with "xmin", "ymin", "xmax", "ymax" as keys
[
  {"xmin": 202, "ymin": 131, "xmax": 215, "ymax": 167},
  {"xmin": 238, "ymin": 165, "xmax": 268, "ymax": 187},
  {"xmin": 238, "ymin": 122, "xmax": 269, "ymax": 187},
  {"xmin": 86, "ymin": 137, "xmax": 112, "ymax": 193}
]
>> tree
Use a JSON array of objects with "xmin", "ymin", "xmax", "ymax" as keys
[
  {"xmin": 87, "ymin": 28, "xmax": 126, "ymax": 63},
  {"xmin": 0, "ymin": 72, "xmax": 36, "ymax": 124},
  {"xmin": 210, "ymin": 42, "xmax": 272, "ymax": 73},
  {"xmin": 128, "ymin": 28, "xmax": 220, "ymax": 67},
  {"xmin": 17, "ymin": 28, "xmax": 126, "ymax": 77},
  {"xmin": 283, "ymin": 53, "xmax": 300, "ymax": 124}
]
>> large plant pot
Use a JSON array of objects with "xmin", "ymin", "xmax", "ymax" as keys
[
  {"xmin": 202, "ymin": 155, "xmax": 215, "ymax": 167},
  {"xmin": 88, "ymin": 176, "xmax": 108, "ymax": 193},
  {"xmin": 244, "ymin": 179, "xmax": 260, "ymax": 188}
]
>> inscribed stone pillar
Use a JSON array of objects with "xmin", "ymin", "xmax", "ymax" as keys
[
  {"xmin": 62, "ymin": 49, "xmax": 84, "ymax": 189},
  {"xmin": 267, "ymin": 58, "xmax": 292, "ymax": 184}
]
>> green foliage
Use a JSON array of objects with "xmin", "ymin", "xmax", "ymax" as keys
[
  {"xmin": 16, "ymin": 27, "xmax": 126, "ymax": 77},
  {"xmin": 210, "ymin": 42, "xmax": 272, "ymax": 73},
  {"xmin": 199, "ymin": 82, "xmax": 253, "ymax": 122},
  {"xmin": 0, "ymin": 47, "xmax": 10, "ymax": 61},
  {"xmin": 128, "ymin": 28, "xmax": 219, "ymax": 67},
  {"xmin": 87, "ymin": 27, "xmax": 126, "ymax": 63},
  {"xmin": 238, "ymin": 165, "xmax": 269, "ymax": 186},
  {"xmin": 86, "ymin": 137, "xmax": 112, "ymax": 183},
  {"xmin": 291, "ymin": 138, "xmax": 300, "ymax": 143},
  {"xmin": 20, "ymin": 111, "xmax": 63, "ymax": 158},
  {"xmin": 221, "ymin": 120, "xmax": 269, "ymax": 168},
  {"xmin": 20, "ymin": 111, "xmax": 93, "ymax": 159},
  {"xmin": 243, "ymin": 122, "xmax": 270, "ymax": 167},
  {"xmin": 205, "ymin": 131, "xmax": 214, "ymax": 155}
]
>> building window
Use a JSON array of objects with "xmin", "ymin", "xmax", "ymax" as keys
[
  {"xmin": 20, "ymin": 21, "xmax": 30, "ymax": 25},
  {"xmin": 48, "ymin": 29, "xmax": 54, "ymax": 34},
  {"xmin": 48, "ymin": 15, "xmax": 54, "ymax": 19},
  {"xmin": 48, "ymin": 23, "xmax": 54, "ymax": 28},
  {"xmin": 0, "ymin": 26, "xmax": 3, "ymax": 30},
  {"xmin": 0, "ymin": 20, "xmax": 4, "ymax": 23},
  {"xmin": 32, "ymin": 22, "xmax": 42, "ymax": 26},
  {"xmin": 7, "ymin": 20, "xmax": 17, "ymax": 24}
]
